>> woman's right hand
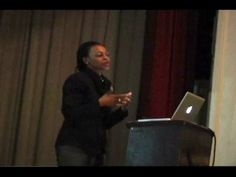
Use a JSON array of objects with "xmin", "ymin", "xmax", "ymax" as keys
[
  {"xmin": 98, "ymin": 92, "xmax": 132, "ymax": 108},
  {"xmin": 98, "ymin": 93, "xmax": 121, "ymax": 107}
]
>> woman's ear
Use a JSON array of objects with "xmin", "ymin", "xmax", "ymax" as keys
[{"xmin": 82, "ymin": 57, "xmax": 89, "ymax": 65}]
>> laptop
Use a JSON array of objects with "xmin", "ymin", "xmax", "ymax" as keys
[{"xmin": 137, "ymin": 92, "xmax": 205, "ymax": 124}]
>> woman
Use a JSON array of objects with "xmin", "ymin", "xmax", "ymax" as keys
[{"xmin": 55, "ymin": 41, "xmax": 132, "ymax": 166}]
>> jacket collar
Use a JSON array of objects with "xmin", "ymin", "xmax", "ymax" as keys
[{"xmin": 80, "ymin": 67, "xmax": 112, "ymax": 95}]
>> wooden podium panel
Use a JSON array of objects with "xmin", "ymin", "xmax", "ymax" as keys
[{"xmin": 125, "ymin": 120, "xmax": 214, "ymax": 166}]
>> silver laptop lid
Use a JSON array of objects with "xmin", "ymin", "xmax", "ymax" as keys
[{"xmin": 171, "ymin": 92, "xmax": 205, "ymax": 123}]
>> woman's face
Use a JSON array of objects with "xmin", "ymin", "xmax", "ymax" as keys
[{"xmin": 84, "ymin": 45, "xmax": 111, "ymax": 73}]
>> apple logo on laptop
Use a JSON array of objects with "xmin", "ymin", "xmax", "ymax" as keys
[{"xmin": 186, "ymin": 106, "xmax": 193, "ymax": 114}]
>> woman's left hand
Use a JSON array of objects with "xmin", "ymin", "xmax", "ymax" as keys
[{"xmin": 115, "ymin": 92, "xmax": 132, "ymax": 110}]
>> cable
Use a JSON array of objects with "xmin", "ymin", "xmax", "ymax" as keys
[{"xmin": 211, "ymin": 132, "xmax": 216, "ymax": 166}]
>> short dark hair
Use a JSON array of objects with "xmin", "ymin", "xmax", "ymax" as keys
[{"xmin": 76, "ymin": 41, "xmax": 102, "ymax": 71}]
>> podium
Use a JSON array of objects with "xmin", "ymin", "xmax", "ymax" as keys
[{"xmin": 125, "ymin": 120, "xmax": 215, "ymax": 166}]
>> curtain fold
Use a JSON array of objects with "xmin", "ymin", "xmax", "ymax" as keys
[
  {"xmin": 106, "ymin": 10, "xmax": 146, "ymax": 165},
  {"xmin": 0, "ymin": 10, "xmax": 33, "ymax": 165},
  {"xmin": 0, "ymin": 10, "xmax": 146, "ymax": 166}
]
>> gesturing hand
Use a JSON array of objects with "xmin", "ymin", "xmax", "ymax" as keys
[
  {"xmin": 118, "ymin": 92, "xmax": 132, "ymax": 109},
  {"xmin": 98, "ymin": 91, "xmax": 132, "ymax": 109},
  {"xmin": 98, "ymin": 93, "xmax": 122, "ymax": 107}
]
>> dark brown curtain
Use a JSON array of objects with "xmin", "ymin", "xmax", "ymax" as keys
[{"xmin": 138, "ymin": 10, "xmax": 198, "ymax": 118}]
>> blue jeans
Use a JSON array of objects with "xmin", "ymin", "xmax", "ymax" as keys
[{"xmin": 56, "ymin": 145, "xmax": 104, "ymax": 166}]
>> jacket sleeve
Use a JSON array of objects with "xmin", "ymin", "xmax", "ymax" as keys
[
  {"xmin": 103, "ymin": 108, "xmax": 128, "ymax": 129},
  {"xmin": 61, "ymin": 76, "xmax": 104, "ymax": 124}
]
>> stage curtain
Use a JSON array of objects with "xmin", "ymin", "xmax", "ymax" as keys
[
  {"xmin": 138, "ymin": 10, "xmax": 198, "ymax": 118},
  {"xmin": 0, "ymin": 10, "xmax": 146, "ymax": 166}
]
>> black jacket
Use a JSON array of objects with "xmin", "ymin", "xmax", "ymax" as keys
[{"xmin": 55, "ymin": 67, "xmax": 128, "ymax": 156}]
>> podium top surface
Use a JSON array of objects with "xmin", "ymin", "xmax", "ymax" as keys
[{"xmin": 126, "ymin": 119, "xmax": 214, "ymax": 136}]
